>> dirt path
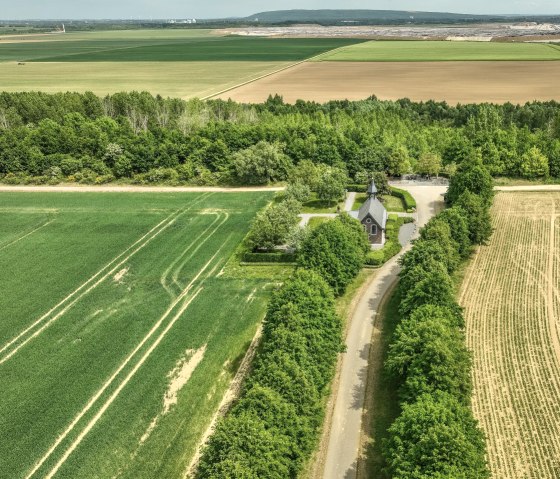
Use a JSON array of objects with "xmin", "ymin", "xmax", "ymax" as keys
[
  {"xmin": 0, "ymin": 185, "xmax": 284, "ymax": 193},
  {"xmin": 319, "ymin": 183, "xmax": 446, "ymax": 479}
]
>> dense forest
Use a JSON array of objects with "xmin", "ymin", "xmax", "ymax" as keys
[{"xmin": 0, "ymin": 91, "xmax": 559, "ymax": 185}]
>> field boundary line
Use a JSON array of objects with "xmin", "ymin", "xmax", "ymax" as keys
[
  {"xmin": 25, "ymin": 234, "xmax": 230, "ymax": 479},
  {"xmin": 0, "ymin": 219, "xmax": 53, "ymax": 252},
  {"xmin": 0, "ymin": 185, "xmax": 284, "ymax": 192},
  {"xmin": 0, "ymin": 194, "xmax": 211, "ymax": 363},
  {"xmin": 201, "ymin": 44, "xmax": 354, "ymax": 100}
]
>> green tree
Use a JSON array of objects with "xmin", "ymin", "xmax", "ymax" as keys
[
  {"xmin": 246, "ymin": 199, "xmax": 300, "ymax": 251},
  {"xmin": 437, "ymin": 207, "xmax": 472, "ymax": 258},
  {"xmin": 315, "ymin": 166, "xmax": 348, "ymax": 204},
  {"xmin": 415, "ymin": 152, "xmax": 442, "ymax": 178},
  {"xmin": 298, "ymin": 216, "xmax": 368, "ymax": 296},
  {"xmin": 285, "ymin": 181, "xmax": 311, "ymax": 204},
  {"xmin": 455, "ymin": 191, "xmax": 493, "ymax": 245},
  {"xmin": 233, "ymin": 141, "xmax": 292, "ymax": 185},
  {"xmin": 519, "ymin": 146, "xmax": 549, "ymax": 179},
  {"xmin": 386, "ymin": 146, "xmax": 411, "ymax": 177},
  {"xmin": 383, "ymin": 392, "xmax": 489, "ymax": 479},
  {"xmin": 446, "ymin": 159, "xmax": 494, "ymax": 206},
  {"xmin": 387, "ymin": 305, "xmax": 472, "ymax": 403}
]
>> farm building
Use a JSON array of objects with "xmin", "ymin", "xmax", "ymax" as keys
[{"xmin": 350, "ymin": 180, "xmax": 388, "ymax": 245}]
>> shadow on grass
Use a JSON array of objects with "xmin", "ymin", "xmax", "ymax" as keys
[{"xmin": 358, "ymin": 287, "xmax": 403, "ymax": 479}]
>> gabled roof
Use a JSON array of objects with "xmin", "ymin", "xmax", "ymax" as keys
[
  {"xmin": 358, "ymin": 197, "xmax": 387, "ymax": 229},
  {"xmin": 367, "ymin": 180, "xmax": 378, "ymax": 195}
]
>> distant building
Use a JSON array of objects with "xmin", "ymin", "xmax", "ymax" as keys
[{"xmin": 350, "ymin": 180, "xmax": 387, "ymax": 245}]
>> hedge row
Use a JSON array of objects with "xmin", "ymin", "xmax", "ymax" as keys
[
  {"xmin": 390, "ymin": 186, "xmax": 417, "ymax": 212},
  {"xmin": 365, "ymin": 216, "xmax": 414, "ymax": 267},
  {"xmin": 196, "ymin": 215, "xmax": 370, "ymax": 477},
  {"xmin": 382, "ymin": 161, "xmax": 493, "ymax": 478},
  {"xmin": 240, "ymin": 251, "xmax": 297, "ymax": 264}
]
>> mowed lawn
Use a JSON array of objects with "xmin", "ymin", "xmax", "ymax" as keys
[
  {"xmin": 0, "ymin": 191, "xmax": 273, "ymax": 479},
  {"xmin": 316, "ymin": 40, "xmax": 560, "ymax": 61}
]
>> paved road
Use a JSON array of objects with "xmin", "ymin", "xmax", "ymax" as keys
[
  {"xmin": 322, "ymin": 183, "xmax": 447, "ymax": 479},
  {"xmin": 495, "ymin": 185, "xmax": 560, "ymax": 191}
]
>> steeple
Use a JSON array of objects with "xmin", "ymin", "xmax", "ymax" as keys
[{"xmin": 367, "ymin": 180, "xmax": 378, "ymax": 199}]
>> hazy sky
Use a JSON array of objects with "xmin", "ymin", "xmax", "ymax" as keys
[{"xmin": 3, "ymin": 1, "xmax": 559, "ymax": 20}]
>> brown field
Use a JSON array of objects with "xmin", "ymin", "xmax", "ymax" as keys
[
  {"xmin": 216, "ymin": 61, "xmax": 560, "ymax": 104},
  {"xmin": 460, "ymin": 192, "xmax": 560, "ymax": 478}
]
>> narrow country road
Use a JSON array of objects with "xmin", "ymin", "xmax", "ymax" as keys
[{"xmin": 321, "ymin": 182, "xmax": 447, "ymax": 479}]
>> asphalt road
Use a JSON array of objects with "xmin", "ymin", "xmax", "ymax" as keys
[{"xmin": 322, "ymin": 183, "xmax": 447, "ymax": 479}]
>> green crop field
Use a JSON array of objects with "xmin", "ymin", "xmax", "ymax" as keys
[
  {"xmin": 0, "ymin": 191, "xmax": 274, "ymax": 479},
  {"xmin": 316, "ymin": 40, "xmax": 560, "ymax": 62},
  {"xmin": 0, "ymin": 30, "xmax": 362, "ymax": 98},
  {"xmin": 0, "ymin": 34, "xmax": 362, "ymax": 62}
]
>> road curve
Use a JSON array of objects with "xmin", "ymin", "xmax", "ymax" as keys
[{"xmin": 321, "ymin": 183, "xmax": 447, "ymax": 479}]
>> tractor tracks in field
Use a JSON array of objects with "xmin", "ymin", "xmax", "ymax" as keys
[
  {"xmin": 0, "ymin": 219, "xmax": 54, "ymax": 252},
  {"xmin": 24, "ymin": 229, "xmax": 233, "ymax": 479},
  {"xmin": 0, "ymin": 193, "xmax": 213, "ymax": 366}
]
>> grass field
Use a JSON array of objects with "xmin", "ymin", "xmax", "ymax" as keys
[
  {"xmin": 0, "ymin": 191, "xmax": 274, "ymax": 479},
  {"xmin": 316, "ymin": 40, "xmax": 560, "ymax": 62},
  {"xmin": 460, "ymin": 192, "xmax": 560, "ymax": 478}
]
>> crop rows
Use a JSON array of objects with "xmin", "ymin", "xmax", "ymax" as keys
[
  {"xmin": 0, "ymin": 192, "xmax": 273, "ymax": 479},
  {"xmin": 460, "ymin": 192, "xmax": 560, "ymax": 478}
]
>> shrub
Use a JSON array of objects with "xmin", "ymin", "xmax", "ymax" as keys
[{"xmin": 390, "ymin": 187, "xmax": 416, "ymax": 211}]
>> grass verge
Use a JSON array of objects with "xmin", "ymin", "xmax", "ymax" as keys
[{"xmin": 358, "ymin": 286, "xmax": 402, "ymax": 479}]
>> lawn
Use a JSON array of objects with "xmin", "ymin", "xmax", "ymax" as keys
[
  {"xmin": 352, "ymin": 193, "xmax": 405, "ymax": 212},
  {"xmin": 316, "ymin": 40, "xmax": 560, "ymax": 62},
  {"xmin": 0, "ymin": 191, "xmax": 275, "ymax": 479},
  {"xmin": 301, "ymin": 193, "xmax": 344, "ymax": 213}
]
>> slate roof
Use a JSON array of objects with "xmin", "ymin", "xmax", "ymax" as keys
[
  {"xmin": 358, "ymin": 197, "xmax": 388, "ymax": 229},
  {"xmin": 367, "ymin": 181, "xmax": 378, "ymax": 196}
]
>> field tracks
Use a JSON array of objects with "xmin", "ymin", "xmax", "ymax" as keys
[
  {"xmin": 25, "ymin": 230, "xmax": 231, "ymax": 479},
  {"xmin": 0, "ymin": 193, "xmax": 212, "ymax": 365},
  {"xmin": 0, "ymin": 219, "xmax": 54, "ymax": 252}
]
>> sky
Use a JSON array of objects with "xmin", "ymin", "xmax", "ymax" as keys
[{"xmin": 2, "ymin": 0, "xmax": 559, "ymax": 20}]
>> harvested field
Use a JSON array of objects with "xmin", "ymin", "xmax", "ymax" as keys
[
  {"xmin": 460, "ymin": 192, "xmax": 560, "ymax": 478},
  {"xmin": 216, "ymin": 61, "xmax": 560, "ymax": 104},
  {"xmin": 0, "ymin": 192, "xmax": 273, "ymax": 479}
]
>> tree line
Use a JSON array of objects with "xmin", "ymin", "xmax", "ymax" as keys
[
  {"xmin": 381, "ymin": 157, "xmax": 494, "ymax": 478},
  {"xmin": 196, "ymin": 215, "xmax": 370, "ymax": 477},
  {"xmin": 0, "ymin": 92, "xmax": 559, "ymax": 185}
]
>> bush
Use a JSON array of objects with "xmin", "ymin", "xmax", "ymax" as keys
[
  {"xmin": 390, "ymin": 187, "xmax": 416, "ymax": 211},
  {"xmin": 241, "ymin": 252, "xmax": 296, "ymax": 264}
]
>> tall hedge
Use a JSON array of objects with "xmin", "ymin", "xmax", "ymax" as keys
[
  {"xmin": 196, "ymin": 269, "xmax": 344, "ymax": 478},
  {"xmin": 382, "ymin": 166, "xmax": 492, "ymax": 478}
]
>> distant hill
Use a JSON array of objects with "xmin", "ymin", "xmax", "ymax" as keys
[{"xmin": 243, "ymin": 9, "xmax": 497, "ymax": 24}]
